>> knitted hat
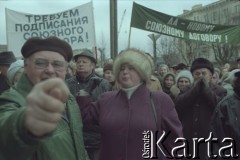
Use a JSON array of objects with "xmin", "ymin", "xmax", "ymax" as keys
[
  {"xmin": 103, "ymin": 63, "xmax": 113, "ymax": 72},
  {"xmin": 0, "ymin": 51, "xmax": 16, "ymax": 65},
  {"xmin": 73, "ymin": 49, "xmax": 96, "ymax": 63},
  {"xmin": 176, "ymin": 70, "xmax": 193, "ymax": 84},
  {"xmin": 21, "ymin": 36, "xmax": 73, "ymax": 62},
  {"xmin": 190, "ymin": 58, "xmax": 214, "ymax": 74},
  {"xmin": 113, "ymin": 48, "xmax": 153, "ymax": 82},
  {"xmin": 7, "ymin": 59, "xmax": 24, "ymax": 84}
]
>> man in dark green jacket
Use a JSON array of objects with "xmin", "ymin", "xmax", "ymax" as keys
[{"xmin": 0, "ymin": 37, "xmax": 88, "ymax": 160}]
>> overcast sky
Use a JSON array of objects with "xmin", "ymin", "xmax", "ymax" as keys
[{"xmin": 0, "ymin": 0, "xmax": 218, "ymax": 57}]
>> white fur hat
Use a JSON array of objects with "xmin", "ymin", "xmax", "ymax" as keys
[{"xmin": 113, "ymin": 48, "xmax": 153, "ymax": 82}]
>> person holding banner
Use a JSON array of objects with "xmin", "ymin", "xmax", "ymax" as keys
[{"xmin": 0, "ymin": 36, "xmax": 88, "ymax": 160}]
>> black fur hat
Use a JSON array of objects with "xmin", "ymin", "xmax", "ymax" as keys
[{"xmin": 190, "ymin": 58, "xmax": 214, "ymax": 74}]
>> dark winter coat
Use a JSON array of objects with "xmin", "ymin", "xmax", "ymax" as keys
[
  {"xmin": 78, "ymin": 84, "xmax": 183, "ymax": 160},
  {"xmin": 175, "ymin": 82, "xmax": 226, "ymax": 159},
  {"xmin": 66, "ymin": 72, "xmax": 112, "ymax": 101},
  {"xmin": 66, "ymin": 72, "xmax": 112, "ymax": 148},
  {"xmin": 211, "ymin": 93, "xmax": 240, "ymax": 155}
]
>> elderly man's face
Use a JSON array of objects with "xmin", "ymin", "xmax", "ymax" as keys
[
  {"xmin": 192, "ymin": 68, "xmax": 212, "ymax": 83},
  {"xmin": 75, "ymin": 56, "xmax": 95, "ymax": 78},
  {"xmin": 24, "ymin": 51, "xmax": 67, "ymax": 85}
]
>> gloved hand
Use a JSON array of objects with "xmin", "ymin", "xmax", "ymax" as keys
[
  {"xmin": 76, "ymin": 89, "xmax": 90, "ymax": 106},
  {"xmin": 193, "ymin": 78, "xmax": 203, "ymax": 92},
  {"xmin": 202, "ymin": 76, "xmax": 209, "ymax": 88},
  {"xmin": 194, "ymin": 77, "xmax": 213, "ymax": 99}
]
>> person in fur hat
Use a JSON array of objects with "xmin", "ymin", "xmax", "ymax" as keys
[
  {"xmin": 211, "ymin": 70, "xmax": 240, "ymax": 155},
  {"xmin": 175, "ymin": 57, "xmax": 227, "ymax": 159},
  {"xmin": 77, "ymin": 48, "xmax": 183, "ymax": 160}
]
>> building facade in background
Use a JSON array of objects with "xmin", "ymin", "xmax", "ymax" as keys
[
  {"xmin": 180, "ymin": 0, "xmax": 240, "ymax": 25},
  {"xmin": 0, "ymin": 45, "xmax": 7, "ymax": 52},
  {"xmin": 177, "ymin": 0, "xmax": 240, "ymax": 67}
]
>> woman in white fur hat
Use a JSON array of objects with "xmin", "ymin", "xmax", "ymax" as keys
[{"xmin": 77, "ymin": 48, "xmax": 183, "ymax": 160}]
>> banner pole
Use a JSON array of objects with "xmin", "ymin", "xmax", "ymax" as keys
[{"xmin": 128, "ymin": 27, "xmax": 132, "ymax": 48}]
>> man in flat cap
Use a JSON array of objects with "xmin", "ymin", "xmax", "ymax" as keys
[
  {"xmin": 66, "ymin": 49, "xmax": 112, "ymax": 160},
  {"xmin": 0, "ymin": 37, "xmax": 88, "ymax": 160},
  {"xmin": 0, "ymin": 51, "xmax": 16, "ymax": 94}
]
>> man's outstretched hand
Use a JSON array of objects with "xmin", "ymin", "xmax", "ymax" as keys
[{"xmin": 25, "ymin": 78, "xmax": 70, "ymax": 137}]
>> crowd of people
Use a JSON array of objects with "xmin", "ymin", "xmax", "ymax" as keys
[{"xmin": 0, "ymin": 36, "xmax": 240, "ymax": 160}]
